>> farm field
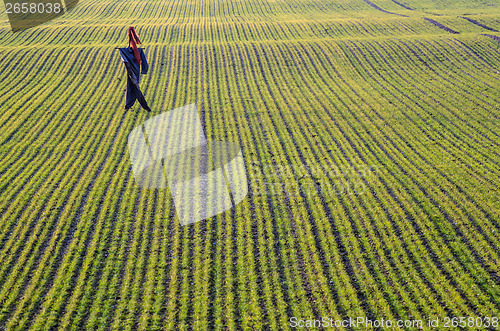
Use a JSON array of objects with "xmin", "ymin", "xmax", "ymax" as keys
[{"xmin": 0, "ymin": 0, "xmax": 499, "ymax": 329}]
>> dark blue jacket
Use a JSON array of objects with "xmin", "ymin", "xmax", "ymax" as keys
[{"xmin": 118, "ymin": 47, "xmax": 151, "ymax": 111}]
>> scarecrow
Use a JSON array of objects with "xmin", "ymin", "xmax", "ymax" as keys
[{"xmin": 117, "ymin": 27, "xmax": 151, "ymax": 111}]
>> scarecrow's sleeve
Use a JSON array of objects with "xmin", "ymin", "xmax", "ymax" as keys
[{"xmin": 140, "ymin": 50, "xmax": 149, "ymax": 75}]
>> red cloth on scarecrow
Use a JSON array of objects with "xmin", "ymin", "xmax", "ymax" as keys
[{"xmin": 128, "ymin": 26, "xmax": 142, "ymax": 65}]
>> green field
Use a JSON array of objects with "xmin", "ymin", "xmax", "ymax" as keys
[{"xmin": 0, "ymin": 0, "xmax": 499, "ymax": 329}]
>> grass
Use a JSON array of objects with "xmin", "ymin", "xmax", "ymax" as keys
[{"xmin": 0, "ymin": 0, "xmax": 499, "ymax": 329}]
